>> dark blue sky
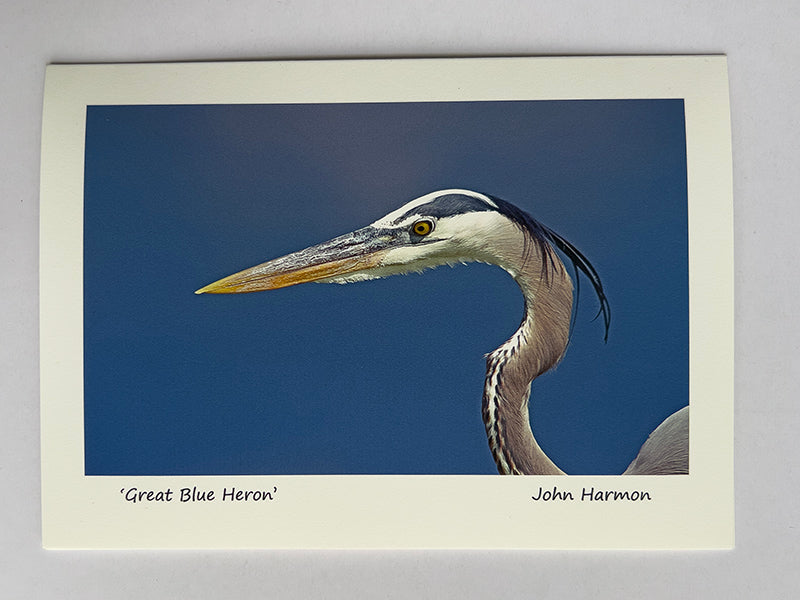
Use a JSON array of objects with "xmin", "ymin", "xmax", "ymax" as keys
[{"xmin": 83, "ymin": 99, "xmax": 688, "ymax": 475}]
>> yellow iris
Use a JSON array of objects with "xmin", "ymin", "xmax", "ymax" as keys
[{"xmin": 412, "ymin": 219, "xmax": 433, "ymax": 236}]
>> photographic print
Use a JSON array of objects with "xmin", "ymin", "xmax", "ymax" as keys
[{"xmin": 40, "ymin": 57, "xmax": 733, "ymax": 548}]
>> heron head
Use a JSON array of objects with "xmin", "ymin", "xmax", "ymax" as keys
[{"xmin": 194, "ymin": 189, "xmax": 532, "ymax": 294}]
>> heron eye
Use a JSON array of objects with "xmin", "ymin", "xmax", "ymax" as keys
[{"xmin": 412, "ymin": 219, "xmax": 434, "ymax": 236}]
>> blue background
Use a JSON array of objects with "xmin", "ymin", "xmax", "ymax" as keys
[{"xmin": 83, "ymin": 100, "xmax": 688, "ymax": 475}]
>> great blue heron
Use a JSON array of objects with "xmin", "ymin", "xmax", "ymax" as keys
[{"xmin": 196, "ymin": 189, "xmax": 689, "ymax": 475}]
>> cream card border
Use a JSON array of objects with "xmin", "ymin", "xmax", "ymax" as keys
[{"xmin": 40, "ymin": 56, "xmax": 733, "ymax": 549}]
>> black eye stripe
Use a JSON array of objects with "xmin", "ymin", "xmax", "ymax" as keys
[{"xmin": 390, "ymin": 194, "xmax": 494, "ymax": 225}]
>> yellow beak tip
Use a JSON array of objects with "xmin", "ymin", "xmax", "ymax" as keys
[
  {"xmin": 195, "ymin": 282, "xmax": 226, "ymax": 294},
  {"xmin": 194, "ymin": 280, "xmax": 254, "ymax": 294}
]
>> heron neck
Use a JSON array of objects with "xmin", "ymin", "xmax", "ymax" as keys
[{"xmin": 482, "ymin": 251, "xmax": 573, "ymax": 475}]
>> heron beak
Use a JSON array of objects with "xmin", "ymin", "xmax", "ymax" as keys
[{"xmin": 195, "ymin": 226, "xmax": 395, "ymax": 294}]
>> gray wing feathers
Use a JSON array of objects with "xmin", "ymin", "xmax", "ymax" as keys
[{"xmin": 623, "ymin": 406, "xmax": 689, "ymax": 475}]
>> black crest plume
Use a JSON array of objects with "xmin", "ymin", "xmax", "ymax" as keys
[{"xmin": 488, "ymin": 195, "xmax": 611, "ymax": 342}]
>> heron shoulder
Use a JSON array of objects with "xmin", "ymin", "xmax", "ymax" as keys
[{"xmin": 623, "ymin": 406, "xmax": 689, "ymax": 475}]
